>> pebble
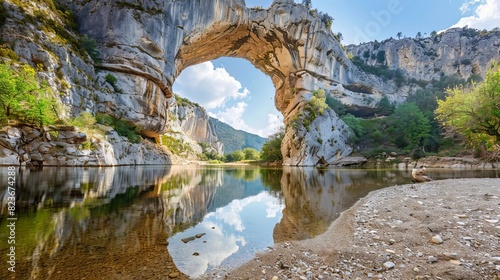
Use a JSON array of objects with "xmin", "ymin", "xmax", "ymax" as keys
[
  {"xmin": 271, "ymin": 277, "xmax": 278, "ymax": 280},
  {"xmin": 383, "ymin": 261, "xmax": 395, "ymax": 269},
  {"xmin": 168, "ymin": 272, "xmax": 180, "ymax": 278},
  {"xmin": 443, "ymin": 252, "xmax": 458, "ymax": 259},
  {"xmin": 431, "ymin": 235, "xmax": 443, "ymax": 244},
  {"xmin": 485, "ymin": 219, "xmax": 499, "ymax": 224},
  {"xmin": 428, "ymin": 256, "xmax": 438, "ymax": 263},
  {"xmin": 449, "ymin": 260, "xmax": 461, "ymax": 265}
]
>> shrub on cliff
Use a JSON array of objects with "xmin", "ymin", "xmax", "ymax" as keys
[{"xmin": 0, "ymin": 62, "xmax": 58, "ymax": 127}]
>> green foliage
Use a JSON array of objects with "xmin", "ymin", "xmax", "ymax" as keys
[
  {"xmin": 105, "ymin": 73, "xmax": 117, "ymax": 85},
  {"xmin": 302, "ymin": 0, "xmax": 312, "ymax": 9},
  {"xmin": 104, "ymin": 73, "xmax": 121, "ymax": 92},
  {"xmin": 225, "ymin": 150, "xmax": 245, "ymax": 162},
  {"xmin": 243, "ymin": 147, "xmax": 260, "ymax": 160},
  {"xmin": 175, "ymin": 94, "xmax": 200, "ymax": 107},
  {"xmin": 71, "ymin": 111, "xmax": 96, "ymax": 127},
  {"xmin": 436, "ymin": 65, "xmax": 500, "ymax": 148},
  {"xmin": 23, "ymin": 94, "xmax": 57, "ymax": 127},
  {"xmin": 160, "ymin": 135, "xmax": 192, "ymax": 155},
  {"xmin": 433, "ymin": 74, "xmax": 467, "ymax": 91},
  {"xmin": 406, "ymin": 89, "xmax": 444, "ymax": 113},
  {"xmin": 351, "ymin": 56, "xmax": 405, "ymax": 86},
  {"xmin": 79, "ymin": 34, "xmax": 101, "ymax": 64},
  {"xmin": 376, "ymin": 51, "xmax": 386, "ymax": 64},
  {"xmin": 0, "ymin": 44, "xmax": 19, "ymax": 60},
  {"xmin": 392, "ymin": 103, "xmax": 431, "ymax": 150},
  {"xmin": 95, "ymin": 113, "xmax": 142, "ymax": 143},
  {"xmin": 376, "ymin": 96, "xmax": 395, "ymax": 115},
  {"xmin": 363, "ymin": 50, "xmax": 370, "ymax": 59},
  {"xmin": 326, "ymin": 94, "xmax": 347, "ymax": 116},
  {"xmin": 261, "ymin": 128, "xmax": 285, "ymax": 162},
  {"xmin": 198, "ymin": 142, "xmax": 223, "ymax": 161},
  {"xmin": 319, "ymin": 11, "xmax": 333, "ymax": 29},
  {"xmin": 0, "ymin": 0, "xmax": 7, "ymax": 27},
  {"xmin": 0, "ymin": 63, "xmax": 58, "ymax": 126},
  {"xmin": 341, "ymin": 114, "xmax": 364, "ymax": 143},
  {"xmin": 210, "ymin": 117, "xmax": 266, "ymax": 154},
  {"xmin": 293, "ymin": 89, "xmax": 329, "ymax": 131},
  {"xmin": 461, "ymin": 58, "xmax": 472, "ymax": 65}
]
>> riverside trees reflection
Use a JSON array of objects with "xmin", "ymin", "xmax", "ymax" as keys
[{"xmin": 0, "ymin": 166, "xmax": 497, "ymax": 279}]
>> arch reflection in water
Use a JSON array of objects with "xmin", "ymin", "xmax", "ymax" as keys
[{"xmin": 165, "ymin": 167, "xmax": 284, "ymax": 278}]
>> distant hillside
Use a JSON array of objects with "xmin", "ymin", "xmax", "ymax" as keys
[{"xmin": 209, "ymin": 118, "xmax": 267, "ymax": 154}]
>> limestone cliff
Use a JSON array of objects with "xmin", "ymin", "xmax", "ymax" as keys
[
  {"xmin": 344, "ymin": 28, "xmax": 500, "ymax": 107},
  {"xmin": 165, "ymin": 96, "xmax": 223, "ymax": 157}
]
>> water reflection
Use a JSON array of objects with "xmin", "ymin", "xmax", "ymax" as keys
[{"xmin": 0, "ymin": 166, "xmax": 497, "ymax": 279}]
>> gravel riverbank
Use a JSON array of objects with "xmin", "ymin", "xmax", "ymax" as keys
[{"xmin": 200, "ymin": 178, "xmax": 500, "ymax": 280}]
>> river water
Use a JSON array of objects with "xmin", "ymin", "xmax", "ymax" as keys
[{"xmin": 0, "ymin": 165, "xmax": 497, "ymax": 279}]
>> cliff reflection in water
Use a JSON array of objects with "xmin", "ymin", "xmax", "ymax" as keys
[{"xmin": 1, "ymin": 166, "xmax": 496, "ymax": 279}]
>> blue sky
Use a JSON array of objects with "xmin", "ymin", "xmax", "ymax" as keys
[{"xmin": 173, "ymin": 0, "xmax": 500, "ymax": 137}]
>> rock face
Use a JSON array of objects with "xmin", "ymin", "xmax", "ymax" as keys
[
  {"xmin": 0, "ymin": 126, "xmax": 171, "ymax": 166},
  {"xmin": 345, "ymin": 28, "xmax": 500, "ymax": 106},
  {"xmin": 167, "ymin": 97, "xmax": 223, "ymax": 156},
  {"xmin": 61, "ymin": 0, "xmax": 355, "ymax": 165},
  {"xmin": 348, "ymin": 28, "xmax": 500, "ymax": 84}
]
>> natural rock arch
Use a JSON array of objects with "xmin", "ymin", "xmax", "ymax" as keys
[{"xmin": 68, "ymin": 0, "xmax": 354, "ymax": 165}]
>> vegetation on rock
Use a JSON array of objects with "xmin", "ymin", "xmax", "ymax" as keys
[{"xmin": 0, "ymin": 63, "xmax": 59, "ymax": 127}]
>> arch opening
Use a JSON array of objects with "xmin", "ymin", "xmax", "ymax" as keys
[{"xmin": 172, "ymin": 57, "xmax": 283, "ymax": 139}]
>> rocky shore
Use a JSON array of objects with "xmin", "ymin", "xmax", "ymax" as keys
[{"xmin": 200, "ymin": 178, "xmax": 500, "ymax": 280}]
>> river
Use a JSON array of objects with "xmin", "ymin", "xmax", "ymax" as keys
[{"xmin": 0, "ymin": 165, "xmax": 497, "ymax": 279}]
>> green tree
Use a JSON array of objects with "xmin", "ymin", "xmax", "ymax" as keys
[
  {"xmin": 436, "ymin": 66, "xmax": 500, "ymax": 148},
  {"xmin": 341, "ymin": 114, "xmax": 365, "ymax": 142},
  {"xmin": 0, "ymin": 63, "xmax": 57, "ymax": 126},
  {"xmin": 23, "ymin": 94, "xmax": 57, "ymax": 127},
  {"xmin": 80, "ymin": 34, "xmax": 101, "ymax": 63},
  {"xmin": 261, "ymin": 129, "xmax": 285, "ymax": 162},
  {"xmin": 376, "ymin": 96, "xmax": 395, "ymax": 115},
  {"xmin": 226, "ymin": 150, "xmax": 245, "ymax": 162},
  {"xmin": 392, "ymin": 103, "xmax": 431, "ymax": 150},
  {"xmin": 243, "ymin": 148, "xmax": 260, "ymax": 160},
  {"xmin": 396, "ymin": 32, "xmax": 403, "ymax": 39},
  {"xmin": 302, "ymin": 0, "xmax": 312, "ymax": 9}
]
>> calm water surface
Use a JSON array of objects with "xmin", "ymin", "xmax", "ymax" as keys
[{"xmin": 0, "ymin": 165, "xmax": 497, "ymax": 279}]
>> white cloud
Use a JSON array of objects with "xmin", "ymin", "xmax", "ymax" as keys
[
  {"xmin": 450, "ymin": 0, "xmax": 500, "ymax": 30},
  {"xmin": 174, "ymin": 62, "xmax": 249, "ymax": 109},
  {"xmin": 210, "ymin": 104, "xmax": 284, "ymax": 138},
  {"xmin": 460, "ymin": 0, "xmax": 482, "ymax": 14}
]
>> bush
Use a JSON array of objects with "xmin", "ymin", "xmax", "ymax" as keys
[
  {"xmin": 80, "ymin": 35, "xmax": 101, "ymax": 63},
  {"xmin": 71, "ymin": 112, "xmax": 96, "ymax": 127},
  {"xmin": 95, "ymin": 113, "xmax": 142, "ymax": 143}
]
